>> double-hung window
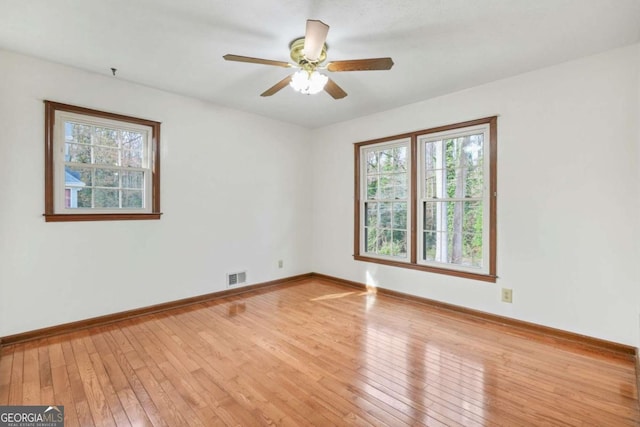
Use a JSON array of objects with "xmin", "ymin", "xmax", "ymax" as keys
[
  {"xmin": 44, "ymin": 101, "xmax": 161, "ymax": 222},
  {"xmin": 355, "ymin": 117, "xmax": 497, "ymax": 282},
  {"xmin": 361, "ymin": 139, "xmax": 411, "ymax": 260}
]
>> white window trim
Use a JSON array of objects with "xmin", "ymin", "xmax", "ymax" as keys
[
  {"xmin": 416, "ymin": 123, "xmax": 491, "ymax": 275},
  {"xmin": 359, "ymin": 138, "xmax": 412, "ymax": 263},
  {"xmin": 53, "ymin": 110, "xmax": 154, "ymax": 215}
]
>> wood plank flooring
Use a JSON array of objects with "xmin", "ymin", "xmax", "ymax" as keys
[{"xmin": 0, "ymin": 278, "xmax": 638, "ymax": 426}]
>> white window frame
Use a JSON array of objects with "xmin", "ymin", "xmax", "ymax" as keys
[
  {"xmin": 359, "ymin": 138, "xmax": 412, "ymax": 263},
  {"xmin": 53, "ymin": 111, "xmax": 154, "ymax": 214},
  {"xmin": 417, "ymin": 123, "xmax": 491, "ymax": 275}
]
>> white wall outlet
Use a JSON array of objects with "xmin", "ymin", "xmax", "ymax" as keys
[
  {"xmin": 501, "ymin": 288, "xmax": 513, "ymax": 303},
  {"xmin": 278, "ymin": 260, "xmax": 283, "ymax": 268}
]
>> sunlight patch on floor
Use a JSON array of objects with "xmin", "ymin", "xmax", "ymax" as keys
[{"xmin": 311, "ymin": 291, "xmax": 356, "ymax": 301}]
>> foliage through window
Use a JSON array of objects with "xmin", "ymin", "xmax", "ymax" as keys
[
  {"xmin": 44, "ymin": 101, "xmax": 161, "ymax": 222},
  {"xmin": 354, "ymin": 117, "xmax": 496, "ymax": 282}
]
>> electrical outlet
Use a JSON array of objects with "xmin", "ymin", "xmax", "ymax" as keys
[
  {"xmin": 501, "ymin": 288, "xmax": 513, "ymax": 303},
  {"xmin": 278, "ymin": 260, "xmax": 283, "ymax": 268}
]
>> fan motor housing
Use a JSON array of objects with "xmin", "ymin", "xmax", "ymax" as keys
[{"xmin": 289, "ymin": 37, "xmax": 327, "ymax": 66}]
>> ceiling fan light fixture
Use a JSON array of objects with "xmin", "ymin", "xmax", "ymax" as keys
[
  {"xmin": 223, "ymin": 19, "xmax": 393, "ymax": 99},
  {"xmin": 289, "ymin": 69, "xmax": 328, "ymax": 95}
]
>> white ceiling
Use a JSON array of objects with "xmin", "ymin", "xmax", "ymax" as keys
[{"xmin": 1, "ymin": 0, "xmax": 639, "ymax": 128}]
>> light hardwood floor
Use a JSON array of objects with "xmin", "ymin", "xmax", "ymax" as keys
[{"xmin": 0, "ymin": 278, "xmax": 638, "ymax": 426}]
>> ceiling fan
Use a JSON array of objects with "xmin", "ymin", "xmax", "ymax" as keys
[{"xmin": 223, "ymin": 19, "xmax": 394, "ymax": 99}]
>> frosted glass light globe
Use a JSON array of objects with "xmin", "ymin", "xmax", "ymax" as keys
[{"xmin": 289, "ymin": 70, "xmax": 328, "ymax": 95}]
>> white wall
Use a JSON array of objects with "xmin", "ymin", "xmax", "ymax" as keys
[
  {"xmin": 0, "ymin": 50, "xmax": 311, "ymax": 336},
  {"xmin": 310, "ymin": 44, "xmax": 640, "ymax": 347}
]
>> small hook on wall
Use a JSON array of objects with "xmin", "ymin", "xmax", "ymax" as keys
[{"xmin": 111, "ymin": 67, "xmax": 117, "ymax": 76}]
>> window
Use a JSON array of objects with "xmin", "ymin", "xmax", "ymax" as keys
[
  {"xmin": 361, "ymin": 139, "xmax": 411, "ymax": 259},
  {"xmin": 354, "ymin": 117, "xmax": 497, "ymax": 282},
  {"xmin": 44, "ymin": 101, "xmax": 161, "ymax": 222}
]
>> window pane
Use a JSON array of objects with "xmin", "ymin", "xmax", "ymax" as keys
[
  {"xmin": 447, "ymin": 200, "xmax": 463, "ymax": 265},
  {"xmin": 365, "ymin": 202, "xmax": 378, "ymax": 227},
  {"xmin": 463, "ymin": 201, "xmax": 483, "ymax": 267},
  {"xmin": 122, "ymin": 149, "xmax": 143, "ymax": 168},
  {"xmin": 424, "ymin": 169, "xmax": 437, "ymax": 199},
  {"xmin": 121, "ymin": 131, "xmax": 144, "ymax": 151},
  {"xmin": 379, "ymin": 202, "xmax": 391, "ymax": 228},
  {"xmin": 93, "ymin": 146, "xmax": 119, "ymax": 166},
  {"xmin": 65, "ymin": 143, "xmax": 91, "ymax": 163},
  {"xmin": 424, "ymin": 134, "xmax": 484, "ymax": 200},
  {"xmin": 463, "ymin": 234, "xmax": 482, "ymax": 268},
  {"xmin": 121, "ymin": 171, "xmax": 144, "ymax": 189},
  {"xmin": 95, "ymin": 169, "xmax": 119, "ymax": 187},
  {"xmin": 367, "ymin": 177, "xmax": 378, "ymax": 200},
  {"xmin": 392, "ymin": 230, "xmax": 407, "ymax": 257},
  {"xmin": 423, "ymin": 231, "xmax": 437, "ymax": 261},
  {"xmin": 66, "ymin": 166, "xmax": 92, "ymax": 186},
  {"xmin": 379, "ymin": 149, "xmax": 394, "ymax": 171},
  {"xmin": 464, "ymin": 134, "xmax": 484, "ymax": 167},
  {"xmin": 392, "ymin": 147, "xmax": 407, "ymax": 172},
  {"xmin": 446, "ymin": 168, "xmax": 463, "ymax": 199},
  {"xmin": 392, "ymin": 202, "xmax": 406, "ymax": 228},
  {"xmin": 366, "ymin": 146, "xmax": 408, "ymax": 201},
  {"xmin": 380, "ymin": 176, "xmax": 394, "ymax": 199},
  {"xmin": 424, "ymin": 143, "xmax": 448, "ymax": 199},
  {"xmin": 94, "ymin": 127, "xmax": 119, "ymax": 147},
  {"xmin": 65, "ymin": 122, "xmax": 91, "ymax": 144},
  {"xmin": 464, "ymin": 164, "xmax": 484, "ymax": 198},
  {"xmin": 94, "ymin": 189, "xmax": 119, "ymax": 208},
  {"xmin": 378, "ymin": 229, "xmax": 393, "ymax": 255},
  {"xmin": 463, "ymin": 201, "xmax": 483, "ymax": 236},
  {"xmin": 446, "ymin": 164, "xmax": 483, "ymax": 199},
  {"xmin": 422, "ymin": 200, "xmax": 483, "ymax": 267},
  {"xmin": 365, "ymin": 227, "xmax": 377, "ymax": 253},
  {"xmin": 123, "ymin": 190, "xmax": 143, "ymax": 208},
  {"xmin": 429, "ymin": 135, "xmax": 484, "ymax": 199},
  {"xmin": 464, "ymin": 134, "xmax": 484, "ymax": 198},
  {"xmin": 366, "ymin": 152, "xmax": 378, "ymax": 174},
  {"xmin": 77, "ymin": 188, "xmax": 92, "ymax": 208},
  {"xmin": 423, "ymin": 202, "xmax": 437, "ymax": 231},
  {"xmin": 393, "ymin": 174, "xmax": 407, "ymax": 199}
]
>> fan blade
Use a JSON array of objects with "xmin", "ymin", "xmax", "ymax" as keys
[
  {"xmin": 260, "ymin": 75, "xmax": 293, "ymax": 97},
  {"xmin": 327, "ymin": 58, "xmax": 394, "ymax": 72},
  {"xmin": 324, "ymin": 78, "xmax": 347, "ymax": 99},
  {"xmin": 223, "ymin": 54, "xmax": 292, "ymax": 68},
  {"xmin": 303, "ymin": 20, "xmax": 329, "ymax": 61}
]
